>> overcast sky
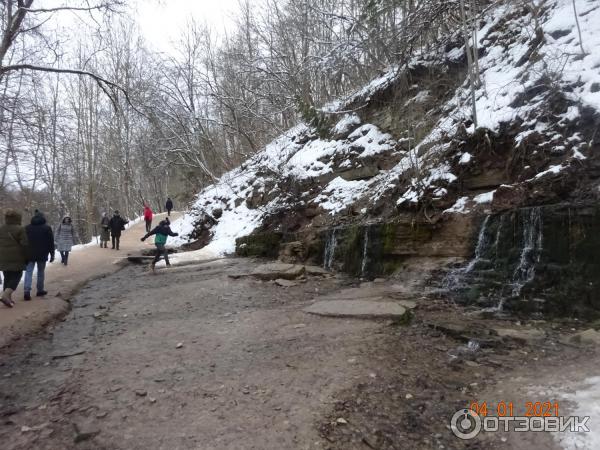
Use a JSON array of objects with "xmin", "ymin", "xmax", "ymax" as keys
[
  {"xmin": 135, "ymin": 0, "xmax": 240, "ymax": 53},
  {"xmin": 33, "ymin": 0, "xmax": 243, "ymax": 55}
]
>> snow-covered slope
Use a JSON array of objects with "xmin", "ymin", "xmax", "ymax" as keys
[
  {"xmin": 170, "ymin": 121, "xmax": 396, "ymax": 253},
  {"xmin": 172, "ymin": 0, "xmax": 600, "ymax": 255}
]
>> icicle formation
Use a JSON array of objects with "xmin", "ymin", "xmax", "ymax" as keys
[
  {"xmin": 323, "ymin": 228, "xmax": 338, "ymax": 270},
  {"xmin": 360, "ymin": 227, "xmax": 370, "ymax": 278},
  {"xmin": 511, "ymin": 207, "xmax": 543, "ymax": 296}
]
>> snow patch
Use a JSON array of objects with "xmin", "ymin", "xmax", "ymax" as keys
[
  {"xmin": 535, "ymin": 164, "xmax": 564, "ymax": 179},
  {"xmin": 316, "ymin": 177, "xmax": 369, "ymax": 214},
  {"xmin": 332, "ymin": 113, "xmax": 361, "ymax": 135},
  {"xmin": 444, "ymin": 197, "xmax": 470, "ymax": 214},
  {"xmin": 459, "ymin": 152, "xmax": 472, "ymax": 165},
  {"xmin": 474, "ymin": 190, "xmax": 495, "ymax": 204},
  {"xmin": 553, "ymin": 376, "xmax": 600, "ymax": 450}
]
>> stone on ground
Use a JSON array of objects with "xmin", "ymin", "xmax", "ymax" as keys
[
  {"xmin": 304, "ymin": 265, "xmax": 331, "ymax": 276},
  {"xmin": 397, "ymin": 300, "xmax": 417, "ymax": 309},
  {"xmin": 304, "ymin": 300, "xmax": 407, "ymax": 319},
  {"xmin": 569, "ymin": 329, "xmax": 600, "ymax": 345},
  {"xmin": 250, "ymin": 263, "xmax": 305, "ymax": 281},
  {"xmin": 493, "ymin": 327, "xmax": 545, "ymax": 342},
  {"xmin": 274, "ymin": 279, "xmax": 299, "ymax": 287},
  {"xmin": 319, "ymin": 284, "xmax": 414, "ymax": 302}
]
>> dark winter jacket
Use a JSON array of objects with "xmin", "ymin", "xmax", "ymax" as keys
[
  {"xmin": 25, "ymin": 214, "xmax": 55, "ymax": 262},
  {"xmin": 0, "ymin": 210, "xmax": 28, "ymax": 271},
  {"xmin": 109, "ymin": 215, "xmax": 128, "ymax": 237},
  {"xmin": 165, "ymin": 199, "xmax": 173, "ymax": 211},
  {"xmin": 141, "ymin": 221, "xmax": 178, "ymax": 245}
]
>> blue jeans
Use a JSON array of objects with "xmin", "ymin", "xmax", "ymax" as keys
[{"xmin": 24, "ymin": 260, "xmax": 47, "ymax": 293}]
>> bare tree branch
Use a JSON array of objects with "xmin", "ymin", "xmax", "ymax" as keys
[{"xmin": 17, "ymin": 3, "xmax": 121, "ymax": 14}]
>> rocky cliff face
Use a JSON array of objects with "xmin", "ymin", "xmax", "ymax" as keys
[{"xmin": 172, "ymin": 0, "xmax": 600, "ymax": 317}]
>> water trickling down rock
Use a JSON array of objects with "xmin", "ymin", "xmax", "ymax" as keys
[{"xmin": 323, "ymin": 228, "xmax": 338, "ymax": 270}]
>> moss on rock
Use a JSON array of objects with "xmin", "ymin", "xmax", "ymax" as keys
[{"xmin": 236, "ymin": 232, "xmax": 283, "ymax": 258}]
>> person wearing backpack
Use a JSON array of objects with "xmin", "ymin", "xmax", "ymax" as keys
[
  {"xmin": 0, "ymin": 209, "xmax": 28, "ymax": 307},
  {"xmin": 140, "ymin": 217, "xmax": 179, "ymax": 272}
]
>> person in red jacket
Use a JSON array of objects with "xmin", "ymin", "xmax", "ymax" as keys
[{"xmin": 143, "ymin": 204, "xmax": 153, "ymax": 233}]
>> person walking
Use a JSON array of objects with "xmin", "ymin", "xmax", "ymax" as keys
[
  {"xmin": 165, "ymin": 197, "xmax": 173, "ymax": 217},
  {"xmin": 0, "ymin": 209, "xmax": 28, "ymax": 307},
  {"xmin": 143, "ymin": 204, "xmax": 153, "ymax": 233},
  {"xmin": 56, "ymin": 216, "xmax": 76, "ymax": 265},
  {"xmin": 100, "ymin": 212, "xmax": 110, "ymax": 248},
  {"xmin": 109, "ymin": 210, "xmax": 128, "ymax": 250},
  {"xmin": 141, "ymin": 217, "xmax": 179, "ymax": 272},
  {"xmin": 24, "ymin": 210, "xmax": 55, "ymax": 300}
]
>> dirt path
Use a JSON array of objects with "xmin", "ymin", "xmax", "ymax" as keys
[
  {"xmin": 0, "ymin": 259, "xmax": 382, "ymax": 449},
  {"xmin": 0, "ymin": 212, "xmax": 181, "ymax": 349},
  {"xmin": 0, "ymin": 256, "xmax": 596, "ymax": 449}
]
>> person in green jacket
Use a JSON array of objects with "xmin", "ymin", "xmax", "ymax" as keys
[
  {"xmin": 0, "ymin": 209, "xmax": 28, "ymax": 307},
  {"xmin": 140, "ymin": 217, "xmax": 178, "ymax": 272}
]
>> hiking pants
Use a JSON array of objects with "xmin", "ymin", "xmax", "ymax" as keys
[{"xmin": 153, "ymin": 244, "xmax": 170, "ymax": 265}]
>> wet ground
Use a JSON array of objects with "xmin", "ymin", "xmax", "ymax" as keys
[
  {"xmin": 0, "ymin": 257, "xmax": 595, "ymax": 449},
  {"xmin": 0, "ymin": 212, "xmax": 180, "ymax": 349}
]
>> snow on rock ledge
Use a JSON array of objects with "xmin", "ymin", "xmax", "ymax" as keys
[{"xmin": 171, "ymin": 0, "xmax": 600, "ymax": 255}]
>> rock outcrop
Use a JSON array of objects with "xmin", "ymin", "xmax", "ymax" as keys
[{"xmin": 173, "ymin": 0, "xmax": 600, "ymax": 317}]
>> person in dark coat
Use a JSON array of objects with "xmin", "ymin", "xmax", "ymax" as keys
[
  {"xmin": 24, "ymin": 210, "xmax": 55, "ymax": 300},
  {"xmin": 108, "ymin": 210, "xmax": 128, "ymax": 250},
  {"xmin": 100, "ymin": 212, "xmax": 110, "ymax": 248},
  {"xmin": 143, "ymin": 204, "xmax": 153, "ymax": 233},
  {"xmin": 0, "ymin": 209, "xmax": 28, "ymax": 307},
  {"xmin": 141, "ymin": 217, "xmax": 178, "ymax": 272},
  {"xmin": 165, "ymin": 198, "xmax": 173, "ymax": 217},
  {"xmin": 56, "ymin": 216, "xmax": 76, "ymax": 265}
]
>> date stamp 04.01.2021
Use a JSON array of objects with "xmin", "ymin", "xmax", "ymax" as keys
[{"xmin": 450, "ymin": 401, "xmax": 590, "ymax": 440}]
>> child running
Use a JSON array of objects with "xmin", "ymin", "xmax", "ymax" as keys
[{"xmin": 140, "ymin": 217, "xmax": 179, "ymax": 272}]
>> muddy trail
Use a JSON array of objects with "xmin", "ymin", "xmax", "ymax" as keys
[{"xmin": 0, "ymin": 257, "xmax": 595, "ymax": 449}]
